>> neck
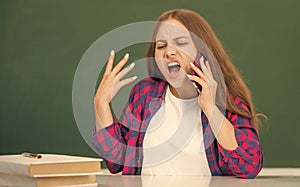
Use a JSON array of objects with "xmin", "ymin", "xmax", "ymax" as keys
[{"xmin": 169, "ymin": 79, "xmax": 198, "ymax": 99}]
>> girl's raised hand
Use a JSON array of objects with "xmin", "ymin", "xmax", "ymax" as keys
[{"xmin": 94, "ymin": 50, "xmax": 137, "ymax": 104}]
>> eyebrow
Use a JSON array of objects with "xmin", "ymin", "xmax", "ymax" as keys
[
  {"xmin": 155, "ymin": 36, "xmax": 190, "ymax": 43},
  {"xmin": 156, "ymin": 39, "xmax": 167, "ymax": 43}
]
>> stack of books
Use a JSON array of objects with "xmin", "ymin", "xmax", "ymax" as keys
[{"xmin": 0, "ymin": 153, "xmax": 103, "ymax": 186}]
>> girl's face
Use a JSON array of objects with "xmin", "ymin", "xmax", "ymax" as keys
[{"xmin": 155, "ymin": 19, "xmax": 197, "ymax": 88}]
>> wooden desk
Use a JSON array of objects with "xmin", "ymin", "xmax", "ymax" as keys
[{"xmin": 97, "ymin": 168, "xmax": 300, "ymax": 187}]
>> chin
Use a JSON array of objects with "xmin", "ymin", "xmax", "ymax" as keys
[{"xmin": 165, "ymin": 73, "xmax": 186, "ymax": 88}]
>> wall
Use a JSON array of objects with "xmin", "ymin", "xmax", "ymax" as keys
[{"xmin": 1, "ymin": 0, "xmax": 300, "ymax": 167}]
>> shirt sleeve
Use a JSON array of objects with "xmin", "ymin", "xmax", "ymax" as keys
[
  {"xmin": 217, "ymin": 98, "xmax": 263, "ymax": 179},
  {"xmin": 92, "ymin": 121, "xmax": 129, "ymax": 174}
]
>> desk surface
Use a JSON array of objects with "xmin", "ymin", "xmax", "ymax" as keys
[{"xmin": 97, "ymin": 175, "xmax": 300, "ymax": 187}]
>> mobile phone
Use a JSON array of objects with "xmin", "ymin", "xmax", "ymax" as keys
[{"xmin": 192, "ymin": 52, "xmax": 207, "ymax": 92}]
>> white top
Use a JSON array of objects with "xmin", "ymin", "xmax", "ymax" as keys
[{"xmin": 142, "ymin": 86, "xmax": 211, "ymax": 176}]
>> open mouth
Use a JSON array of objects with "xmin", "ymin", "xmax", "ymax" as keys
[{"xmin": 167, "ymin": 62, "xmax": 181, "ymax": 78}]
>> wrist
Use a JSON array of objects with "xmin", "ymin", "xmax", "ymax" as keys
[
  {"xmin": 94, "ymin": 96, "xmax": 110, "ymax": 106},
  {"xmin": 203, "ymin": 105, "xmax": 217, "ymax": 119}
]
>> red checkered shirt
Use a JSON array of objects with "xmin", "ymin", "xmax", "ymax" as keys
[{"xmin": 92, "ymin": 77, "xmax": 263, "ymax": 179}]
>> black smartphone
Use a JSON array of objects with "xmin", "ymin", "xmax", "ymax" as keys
[{"xmin": 192, "ymin": 52, "xmax": 207, "ymax": 92}]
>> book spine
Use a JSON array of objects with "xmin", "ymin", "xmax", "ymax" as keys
[
  {"xmin": 0, "ymin": 161, "xmax": 29, "ymax": 176},
  {"xmin": 0, "ymin": 173, "xmax": 36, "ymax": 187}
]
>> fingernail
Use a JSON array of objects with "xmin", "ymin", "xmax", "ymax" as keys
[
  {"xmin": 200, "ymin": 56, "xmax": 204, "ymax": 62},
  {"xmin": 190, "ymin": 62, "xmax": 195, "ymax": 67},
  {"xmin": 192, "ymin": 82, "xmax": 198, "ymax": 88},
  {"xmin": 110, "ymin": 50, "xmax": 115, "ymax": 56},
  {"xmin": 132, "ymin": 76, "xmax": 137, "ymax": 80},
  {"xmin": 124, "ymin": 53, "xmax": 129, "ymax": 59},
  {"xmin": 187, "ymin": 74, "xmax": 192, "ymax": 78},
  {"xmin": 129, "ymin": 63, "xmax": 135, "ymax": 68}
]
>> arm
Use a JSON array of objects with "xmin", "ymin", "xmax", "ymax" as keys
[
  {"xmin": 92, "ymin": 84, "xmax": 140, "ymax": 174},
  {"xmin": 188, "ymin": 58, "xmax": 239, "ymax": 150},
  {"xmin": 92, "ymin": 122, "xmax": 128, "ymax": 174},
  {"xmin": 205, "ymin": 106, "xmax": 238, "ymax": 150},
  {"xmin": 92, "ymin": 50, "xmax": 137, "ymax": 173},
  {"xmin": 188, "ymin": 58, "xmax": 263, "ymax": 178},
  {"xmin": 216, "ymin": 98, "xmax": 263, "ymax": 179},
  {"xmin": 203, "ymin": 98, "xmax": 262, "ymax": 178},
  {"xmin": 92, "ymin": 79, "xmax": 148, "ymax": 174},
  {"xmin": 94, "ymin": 51, "xmax": 136, "ymax": 131}
]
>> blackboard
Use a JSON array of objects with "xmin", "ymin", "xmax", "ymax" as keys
[{"xmin": 1, "ymin": 0, "xmax": 300, "ymax": 167}]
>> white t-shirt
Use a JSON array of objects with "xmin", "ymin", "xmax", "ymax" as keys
[{"xmin": 142, "ymin": 86, "xmax": 211, "ymax": 176}]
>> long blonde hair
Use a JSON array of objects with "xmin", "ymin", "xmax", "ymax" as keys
[{"xmin": 146, "ymin": 9, "xmax": 264, "ymax": 131}]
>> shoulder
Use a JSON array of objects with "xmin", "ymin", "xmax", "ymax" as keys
[
  {"xmin": 228, "ymin": 94, "xmax": 250, "ymax": 112},
  {"xmin": 125, "ymin": 77, "xmax": 166, "ymax": 119},
  {"xmin": 225, "ymin": 95, "xmax": 253, "ymax": 128}
]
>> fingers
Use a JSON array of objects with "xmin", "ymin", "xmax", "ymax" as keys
[
  {"xmin": 103, "ymin": 50, "xmax": 137, "ymax": 85},
  {"xmin": 188, "ymin": 56, "xmax": 215, "ymax": 91},
  {"xmin": 104, "ymin": 50, "xmax": 115, "ymax": 76},
  {"xmin": 111, "ymin": 53, "xmax": 130, "ymax": 75},
  {"xmin": 119, "ymin": 76, "xmax": 138, "ymax": 88},
  {"xmin": 116, "ymin": 62, "xmax": 137, "ymax": 88},
  {"xmin": 199, "ymin": 56, "xmax": 213, "ymax": 80},
  {"xmin": 187, "ymin": 74, "xmax": 207, "ymax": 89},
  {"xmin": 190, "ymin": 62, "xmax": 208, "ymax": 82},
  {"xmin": 205, "ymin": 57, "xmax": 212, "ymax": 75},
  {"xmin": 104, "ymin": 51, "xmax": 132, "ymax": 79},
  {"xmin": 116, "ymin": 62, "xmax": 136, "ymax": 80}
]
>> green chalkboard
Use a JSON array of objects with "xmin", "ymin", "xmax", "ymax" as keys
[{"xmin": 1, "ymin": 0, "xmax": 300, "ymax": 168}]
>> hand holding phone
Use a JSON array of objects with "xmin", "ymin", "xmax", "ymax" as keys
[{"xmin": 192, "ymin": 52, "xmax": 207, "ymax": 92}]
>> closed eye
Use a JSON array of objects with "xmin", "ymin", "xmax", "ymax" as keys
[
  {"xmin": 156, "ymin": 45, "xmax": 166, "ymax": 49},
  {"xmin": 155, "ymin": 37, "xmax": 190, "ymax": 49},
  {"xmin": 156, "ymin": 42, "xmax": 167, "ymax": 49},
  {"xmin": 176, "ymin": 42, "xmax": 189, "ymax": 46},
  {"xmin": 174, "ymin": 36, "xmax": 191, "ymax": 46}
]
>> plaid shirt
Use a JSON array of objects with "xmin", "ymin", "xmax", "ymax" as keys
[{"xmin": 92, "ymin": 77, "xmax": 263, "ymax": 179}]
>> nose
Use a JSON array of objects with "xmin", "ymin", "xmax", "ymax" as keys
[{"xmin": 164, "ymin": 45, "xmax": 177, "ymax": 58}]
